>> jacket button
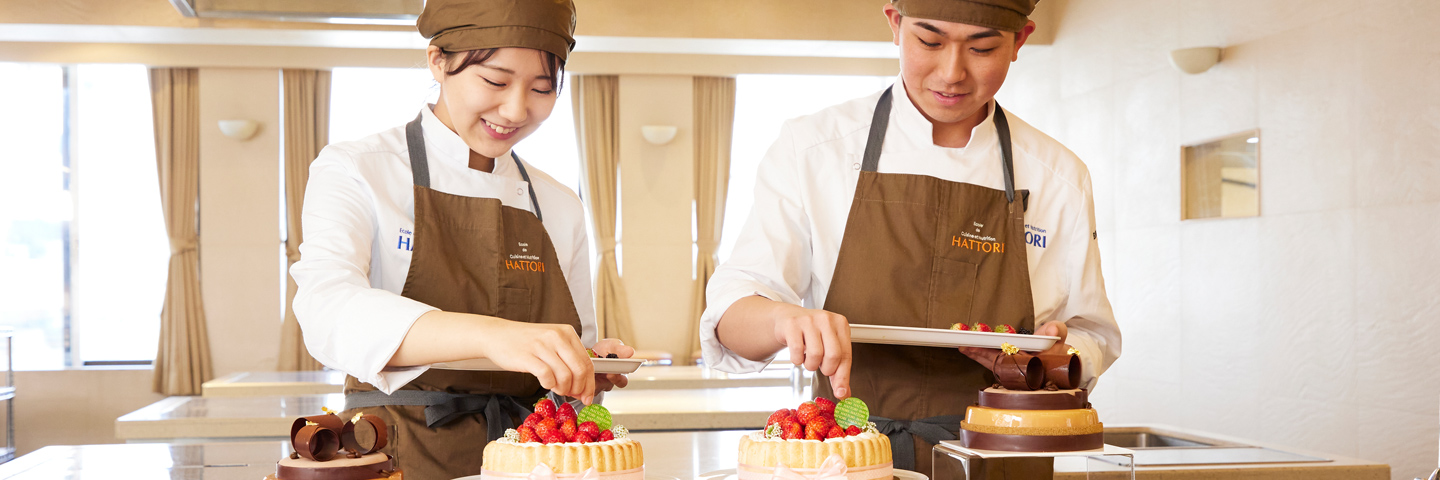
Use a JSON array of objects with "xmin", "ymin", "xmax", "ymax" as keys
[
  {"xmin": 516, "ymin": 188, "xmax": 524, "ymax": 195},
  {"xmin": 852, "ymin": 163, "xmax": 860, "ymax": 170}
]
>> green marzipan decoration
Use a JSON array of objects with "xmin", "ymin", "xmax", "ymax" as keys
[
  {"xmin": 834, "ymin": 397, "xmax": 869, "ymax": 428},
  {"xmin": 578, "ymin": 404, "xmax": 613, "ymax": 431}
]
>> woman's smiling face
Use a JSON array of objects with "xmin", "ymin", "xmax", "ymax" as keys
[{"xmin": 427, "ymin": 46, "xmax": 561, "ymax": 160}]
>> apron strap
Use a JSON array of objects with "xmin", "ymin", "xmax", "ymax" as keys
[
  {"xmin": 870, "ymin": 414, "xmax": 963, "ymax": 472},
  {"xmin": 857, "ymin": 87, "xmax": 1019, "ymax": 204},
  {"xmin": 404, "ymin": 111, "xmax": 546, "ymax": 221},
  {"xmin": 345, "ymin": 390, "xmax": 534, "ymax": 443},
  {"xmin": 511, "ymin": 153, "xmax": 545, "ymax": 223},
  {"xmin": 405, "ymin": 112, "xmax": 431, "ymax": 189}
]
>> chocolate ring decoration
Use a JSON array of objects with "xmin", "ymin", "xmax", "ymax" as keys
[
  {"xmin": 1037, "ymin": 353, "xmax": 1082, "ymax": 390},
  {"xmin": 992, "ymin": 352, "xmax": 1045, "ymax": 391},
  {"xmin": 341, "ymin": 414, "xmax": 389, "ymax": 455},
  {"xmin": 294, "ymin": 423, "xmax": 341, "ymax": 461}
]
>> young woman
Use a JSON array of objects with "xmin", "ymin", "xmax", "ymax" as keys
[{"xmin": 289, "ymin": 1, "xmax": 631, "ymax": 477}]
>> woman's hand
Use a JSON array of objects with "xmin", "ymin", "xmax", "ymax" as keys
[
  {"xmin": 590, "ymin": 338, "xmax": 636, "ymax": 395},
  {"xmin": 471, "ymin": 317, "xmax": 597, "ymax": 404},
  {"xmin": 959, "ymin": 321, "xmax": 1070, "ymax": 371}
]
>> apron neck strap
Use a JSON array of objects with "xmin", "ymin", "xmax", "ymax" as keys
[
  {"xmin": 404, "ymin": 112, "xmax": 546, "ymax": 222},
  {"xmin": 859, "ymin": 86, "xmax": 1018, "ymax": 203}
]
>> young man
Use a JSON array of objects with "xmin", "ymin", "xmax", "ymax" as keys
[{"xmin": 700, "ymin": 0, "xmax": 1121, "ymax": 473}]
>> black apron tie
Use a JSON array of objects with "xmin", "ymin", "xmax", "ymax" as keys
[
  {"xmin": 870, "ymin": 415, "xmax": 963, "ymax": 472},
  {"xmin": 345, "ymin": 390, "xmax": 535, "ymax": 443}
]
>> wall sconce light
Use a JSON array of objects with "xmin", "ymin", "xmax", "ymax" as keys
[
  {"xmin": 641, "ymin": 125, "xmax": 678, "ymax": 145},
  {"xmin": 218, "ymin": 119, "xmax": 260, "ymax": 140},
  {"xmin": 1169, "ymin": 47, "xmax": 1222, "ymax": 75}
]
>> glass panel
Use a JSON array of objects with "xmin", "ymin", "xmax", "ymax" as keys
[
  {"xmin": 721, "ymin": 75, "xmax": 893, "ymax": 262},
  {"xmin": 74, "ymin": 64, "xmax": 166, "ymax": 363},
  {"xmin": 0, "ymin": 63, "xmax": 67, "ymax": 370},
  {"xmin": 1182, "ymin": 130, "xmax": 1260, "ymax": 220}
]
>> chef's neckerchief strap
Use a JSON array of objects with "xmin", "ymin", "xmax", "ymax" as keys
[
  {"xmin": 859, "ymin": 86, "xmax": 1018, "ymax": 205},
  {"xmin": 404, "ymin": 112, "xmax": 544, "ymax": 221}
]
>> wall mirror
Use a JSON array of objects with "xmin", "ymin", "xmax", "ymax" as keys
[{"xmin": 1182, "ymin": 130, "xmax": 1260, "ymax": 220}]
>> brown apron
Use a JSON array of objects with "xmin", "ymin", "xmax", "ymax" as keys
[
  {"xmin": 341, "ymin": 113, "xmax": 584, "ymax": 479},
  {"xmin": 815, "ymin": 88, "xmax": 1050, "ymax": 478}
]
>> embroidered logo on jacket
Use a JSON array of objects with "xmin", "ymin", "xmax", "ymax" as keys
[
  {"xmin": 1024, "ymin": 224, "xmax": 1048, "ymax": 249},
  {"xmin": 397, "ymin": 228, "xmax": 413, "ymax": 251}
]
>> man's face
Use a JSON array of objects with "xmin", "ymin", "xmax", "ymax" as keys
[{"xmin": 885, "ymin": 5, "xmax": 1034, "ymax": 125}]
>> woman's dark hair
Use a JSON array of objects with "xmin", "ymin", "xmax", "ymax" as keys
[{"xmin": 441, "ymin": 48, "xmax": 566, "ymax": 94}]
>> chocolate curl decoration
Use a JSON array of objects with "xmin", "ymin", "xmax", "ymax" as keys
[
  {"xmin": 291, "ymin": 415, "xmax": 343, "ymax": 461},
  {"xmin": 1037, "ymin": 353, "xmax": 1083, "ymax": 390},
  {"xmin": 992, "ymin": 352, "xmax": 1045, "ymax": 391},
  {"xmin": 341, "ymin": 414, "xmax": 389, "ymax": 456}
]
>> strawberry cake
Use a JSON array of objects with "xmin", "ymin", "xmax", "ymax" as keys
[
  {"xmin": 737, "ymin": 397, "xmax": 892, "ymax": 480},
  {"xmin": 480, "ymin": 400, "xmax": 643, "ymax": 480}
]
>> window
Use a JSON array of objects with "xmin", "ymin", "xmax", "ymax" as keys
[
  {"xmin": 0, "ymin": 63, "xmax": 165, "ymax": 369},
  {"xmin": 329, "ymin": 68, "xmax": 581, "ymax": 194},
  {"xmin": 719, "ymin": 75, "xmax": 893, "ymax": 263}
]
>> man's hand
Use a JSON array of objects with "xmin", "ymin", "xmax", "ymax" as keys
[
  {"xmin": 959, "ymin": 321, "xmax": 1070, "ymax": 371},
  {"xmin": 591, "ymin": 338, "xmax": 635, "ymax": 397},
  {"xmin": 771, "ymin": 304, "xmax": 854, "ymax": 399}
]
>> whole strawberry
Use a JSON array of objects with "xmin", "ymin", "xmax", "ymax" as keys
[
  {"xmin": 522, "ymin": 412, "xmax": 544, "ymax": 429},
  {"xmin": 578, "ymin": 421, "xmax": 601, "ymax": 438},
  {"xmin": 518, "ymin": 425, "xmax": 540, "ymax": 443},
  {"xmin": 573, "ymin": 431, "xmax": 596, "ymax": 444},
  {"xmin": 971, "ymin": 322, "xmax": 993, "ymax": 332},
  {"xmin": 950, "ymin": 323, "xmax": 969, "ymax": 331},
  {"xmin": 598, "ymin": 429, "xmax": 615, "ymax": 442},
  {"xmin": 534, "ymin": 399, "xmax": 557, "ymax": 419},
  {"xmin": 560, "ymin": 419, "xmax": 578, "ymax": 441},
  {"xmin": 994, "ymin": 325, "xmax": 1016, "ymax": 334},
  {"xmin": 542, "ymin": 431, "xmax": 567, "ymax": 444},
  {"xmin": 814, "ymin": 397, "xmax": 836, "ymax": 419},
  {"xmin": 556, "ymin": 402, "xmax": 578, "ymax": 424},
  {"xmin": 806, "ymin": 418, "xmax": 833, "ymax": 438},
  {"xmin": 845, "ymin": 425, "xmax": 861, "ymax": 436},
  {"xmin": 782, "ymin": 422, "xmax": 803, "ymax": 440},
  {"xmin": 804, "ymin": 424, "xmax": 825, "ymax": 440},
  {"xmin": 827, "ymin": 425, "xmax": 845, "ymax": 439},
  {"xmin": 767, "ymin": 408, "xmax": 795, "ymax": 426},
  {"xmin": 796, "ymin": 401, "xmax": 821, "ymax": 424},
  {"xmin": 534, "ymin": 419, "xmax": 560, "ymax": 440}
]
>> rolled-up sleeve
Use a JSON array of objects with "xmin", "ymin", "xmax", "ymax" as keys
[
  {"xmin": 1050, "ymin": 172, "xmax": 1121, "ymax": 390},
  {"xmin": 700, "ymin": 122, "xmax": 812, "ymax": 374},
  {"xmin": 291, "ymin": 147, "xmax": 437, "ymax": 394}
]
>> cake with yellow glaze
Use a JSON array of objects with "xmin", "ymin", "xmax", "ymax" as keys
[{"xmin": 959, "ymin": 387, "xmax": 1103, "ymax": 452}]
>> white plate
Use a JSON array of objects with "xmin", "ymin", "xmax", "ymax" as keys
[
  {"xmin": 430, "ymin": 357, "xmax": 645, "ymax": 374},
  {"xmin": 850, "ymin": 324, "xmax": 1057, "ymax": 352},
  {"xmin": 700, "ymin": 469, "xmax": 926, "ymax": 480}
]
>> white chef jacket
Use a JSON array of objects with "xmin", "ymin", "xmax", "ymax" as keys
[
  {"xmin": 700, "ymin": 77, "xmax": 1121, "ymax": 389},
  {"xmin": 291, "ymin": 105, "xmax": 596, "ymax": 394}
]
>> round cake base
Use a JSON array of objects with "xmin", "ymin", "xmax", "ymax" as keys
[{"xmin": 959, "ymin": 430, "xmax": 1103, "ymax": 453}]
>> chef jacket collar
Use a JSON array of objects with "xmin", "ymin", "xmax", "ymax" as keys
[
  {"xmin": 418, "ymin": 104, "xmax": 517, "ymax": 178},
  {"xmin": 888, "ymin": 74, "xmax": 999, "ymax": 155}
]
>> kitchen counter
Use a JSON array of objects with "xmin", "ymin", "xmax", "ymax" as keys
[
  {"xmin": 115, "ymin": 387, "xmax": 792, "ymax": 442},
  {"xmin": 6, "ymin": 428, "xmax": 1385, "ymax": 480}
]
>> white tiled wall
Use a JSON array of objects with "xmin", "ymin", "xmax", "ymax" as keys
[{"xmin": 998, "ymin": 1, "xmax": 1440, "ymax": 478}]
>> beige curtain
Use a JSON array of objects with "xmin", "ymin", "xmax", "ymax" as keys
[
  {"xmin": 278, "ymin": 69, "xmax": 331, "ymax": 371},
  {"xmin": 150, "ymin": 68, "xmax": 212, "ymax": 395},
  {"xmin": 572, "ymin": 75, "xmax": 635, "ymax": 344},
  {"xmin": 687, "ymin": 77, "xmax": 737, "ymax": 364}
]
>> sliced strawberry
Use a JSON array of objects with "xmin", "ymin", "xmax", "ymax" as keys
[
  {"xmin": 517, "ymin": 425, "xmax": 540, "ymax": 443},
  {"xmin": 827, "ymin": 425, "xmax": 845, "ymax": 439},
  {"xmin": 598, "ymin": 429, "xmax": 615, "ymax": 442},
  {"xmin": 534, "ymin": 399, "xmax": 557, "ymax": 419},
  {"xmin": 578, "ymin": 421, "xmax": 601, "ymax": 438},
  {"xmin": 560, "ymin": 419, "xmax": 578, "ymax": 441},
  {"xmin": 556, "ymin": 402, "xmax": 578, "ymax": 424},
  {"xmin": 796, "ymin": 401, "xmax": 821, "ymax": 424},
  {"xmin": 814, "ymin": 397, "xmax": 836, "ymax": 418},
  {"xmin": 542, "ymin": 431, "xmax": 567, "ymax": 444},
  {"xmin": 972, "ymin": 323, "xmax": 992, "ymax": 332},
  {"xmin": 845, "ymin": 425, "xmax": 862, "ymax": 436}
]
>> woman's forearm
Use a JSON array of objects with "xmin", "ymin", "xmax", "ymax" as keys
[{"xmin": 714, "ymin": 296, "xmax": 787, "ymax": 362}]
